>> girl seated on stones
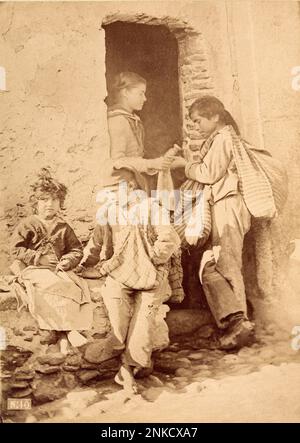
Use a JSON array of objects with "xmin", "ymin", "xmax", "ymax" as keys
[{"xmin": 10, "ymin": 168, "xmax": 93, "ymax": 353}]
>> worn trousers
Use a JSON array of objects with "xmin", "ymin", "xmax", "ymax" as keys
[
  {"xmin": 200, "ymin": 194, "xmax": 251, "ymax": 328},
  {"xmin": 101, "ymin": 275, "xmax": 167, "ymax": 368}
]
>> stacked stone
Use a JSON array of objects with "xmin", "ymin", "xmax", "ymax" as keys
[
  {"xmin": 1, "ymin": 340, "xmax": 121, "ymax": 406},
  {"xmin": 0, "ymin": 282, "xmax": 116, "ymax": 406},
  {"xmin": 102, "ymin": 12, "xmax": 190, "ymax": 29},
  {"xmin": 176, "ymin": 32, "xmax": 214, "ymax": 152},
  {"xmin": 1, "ymin": 292, "xmax": 213, "ymax": 408},
  {"xmin": 0, "ymin": 340, "xmax": 122, "ymax": 407}
]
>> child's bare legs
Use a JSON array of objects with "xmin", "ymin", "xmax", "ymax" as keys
[
  {"xmin": 114, "ymin": 287, "xmax": 164, "ymax": 394},
  {"xmin": 114, "ymin": 355, "xmax": 139, "ymax": 395},
  {"xmin": 123, "ymin": 286, "xmax": 165, "ymax": 369},
  {"xmin": 101, "ymin": 276, "xmax": 134, "ymax": 351},
  {"xmin": 101, "ymin": 276, "xmax": 137, "ymax": 393},
  {"xmin": 101, "ymin": 275, "xmax": 166, "ymax": 393},
  {"xmin": 54, "ymin": 331, "xmax": 88, "ymax": 355}
]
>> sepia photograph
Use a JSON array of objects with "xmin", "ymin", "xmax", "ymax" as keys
[{"xmin": 0, "ymin": 0, "xmax": 300, "ymax": 425}]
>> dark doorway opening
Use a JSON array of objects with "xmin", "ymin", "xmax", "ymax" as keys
[{"xmin": 104, "ymin": 21, "xmax": 182, "ymax": 163}]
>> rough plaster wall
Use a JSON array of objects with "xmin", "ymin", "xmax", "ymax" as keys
[
  {"xmin": 0, "ymin": 2, "xmax": 110, "ymax": 272},
  {"xmin": 0, "ymin": 0, "xmax": 229, "ymax": 274},
  {"xmin": 250, "ymin": 0, "xmax": 300, "ymax": 238}
]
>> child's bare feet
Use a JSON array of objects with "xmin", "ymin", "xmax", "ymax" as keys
[
  {"xmin": 59, "ymin": 337, "xmax": 69, "ymax": 355},
  {"xmin": 67, "ymin": 330, "xmax": 87, "ymax": 348},
  {"xmin": 114, "ymin": 364, "xmax": 138, "ymax": 395}
]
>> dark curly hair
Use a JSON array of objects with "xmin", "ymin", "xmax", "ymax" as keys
[
  {"xmin": 189, "ymin": 95, "xmax": 240, "ymax": 135},
  {"xmin": 30, "ymin": 168, "xmax": 68, "ymax": 212}
]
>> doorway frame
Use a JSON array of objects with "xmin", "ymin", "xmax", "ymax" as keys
[{"xmin": 102, "ymin": 12, "xmax": 215, "ymax": 149}]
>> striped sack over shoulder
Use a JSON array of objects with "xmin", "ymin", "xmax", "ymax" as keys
[{"xmin": 228, "ymin": 126, "xmax": 288, "ymax": 218}]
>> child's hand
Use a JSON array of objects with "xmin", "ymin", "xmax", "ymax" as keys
[
  {"xmin": 185, "ymin": 235, "xmax": 199, "ymax": 246},
  {"xmin": 164, "ymin": 144, "xmax": 182, "ymax": 157},
  {"xmin": 74, "ymin": 264, "xmax": 84, "ymax": 275},
  {"xmin": 160, "ymin": 145, "xmax": 183, "ymax": 171},
  {"xmin": 55, "ymin": 259, "xmax": 70, "ymax": 273},
  {"xmin": 80, "ymin": 267, "xmax": 102, "ymax": 279},
  {"xmin": 38, "ymin": 254, "xmax": 57, "ymax": 267},
  {"xmin": 182, "ymin": 145, "xmax": 194, "ymax": 162},
  {"xmin": 170, "ymin": 157, "xmax": 187, "ymax": 169},
  {"xmin": 161, "ymin": 155, "xmax": 177, "ymax": 171}
]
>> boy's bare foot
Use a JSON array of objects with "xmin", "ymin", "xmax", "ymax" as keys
[{"xmin": 114, "ymin": 364, "xmax": 138, "ymax": 395}]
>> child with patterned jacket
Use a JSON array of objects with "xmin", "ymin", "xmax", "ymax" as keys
[{"xmin": 10, "ymin": 169, "xmax": 92, "ymax": 350}]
